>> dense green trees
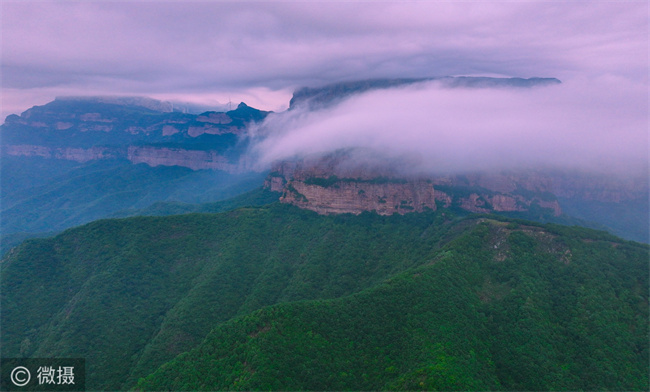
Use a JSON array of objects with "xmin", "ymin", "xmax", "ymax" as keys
[
  {"xmin": 2, "ymin": 205, "xmax": 647, "ymax": 390},
  {"xmin": 136, "ymin": 220, "xmax": 648, "ymax": 391}
]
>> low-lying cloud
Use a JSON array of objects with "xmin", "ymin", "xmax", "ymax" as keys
[{"xmin": 246, "ymin": 77, "xmax": 648, "ymax": 177}]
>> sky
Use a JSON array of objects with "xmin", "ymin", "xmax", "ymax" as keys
[{"xmin": 1, "ymin": 1, "xmax": 648, "ymax": 174}]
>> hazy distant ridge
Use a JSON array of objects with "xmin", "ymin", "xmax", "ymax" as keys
[{"xmin": 289, "ymin": 76, "xmax": 561, "ymax": 109}]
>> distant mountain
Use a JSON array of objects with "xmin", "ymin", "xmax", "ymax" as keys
[
  {"xmin": 2, "ymin": 80, "xmax": 647, "ymax": 392},
  {"xmin": 2, "ymin": 204, "xmax": 646, "ymax": 390},
  {"xmin": 2, "ymin": 97, "xmax": 269, "ymax": 168},
  {"xmin": 289, "ymin": 76, "xmax": 561, "ymax": 109},
  {"xmin": 1, "ymin": 97, "xmax": 271, "ymax": 244},
  {"xmin": 265, "ymin": 154, "xmax": 649, "ymax": 243}
]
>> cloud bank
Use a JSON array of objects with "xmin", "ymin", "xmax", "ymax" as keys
[
  {"xmin": 247, "ymin": 78, "xmax": 648, "ymax": 176},
  {"xmin": 2, "ymin": 2, "xmax": 647, "ymax": 118}
]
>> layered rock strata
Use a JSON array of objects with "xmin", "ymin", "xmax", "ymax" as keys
[{"xmin": 266, "ymin": 158, "xmax": 564, "ymax": 216}]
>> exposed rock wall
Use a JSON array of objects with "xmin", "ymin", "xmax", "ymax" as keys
[
  {"xmin": 5, "ymin": 144, "xmax": 118, "ymax": 162},
  {"xmin": 267, "ymin": 159, "xmax": 565, "ymax": 216},
  {"xmin": 2, "ymin": 97, "xmax": 270, "ymax": 172},
  {"xmin": 281, "ymin": 178, "xmax": 437, "ymax": 215},
  {"xmin": 5, "ymin": 144, "xmax": 237, "ymax": 172},
  {"xmin": 127, "ymin": 146, "xmax": 237, "ymax": 172}
]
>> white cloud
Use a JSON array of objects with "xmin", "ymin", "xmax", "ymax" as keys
[{"xmin": 247, "ymin": 78, "xmax": 648, "ymax": 176}]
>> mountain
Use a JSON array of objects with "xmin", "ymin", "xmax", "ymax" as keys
[
  {"xmin": 137, "ymin": 217, "xmax": 648, "ymax": 391},
  {"xmin": 266, "ymin": 154, "xmax": 649, "ymax": 242},
  {"xmin": 2, "ymin": 78, "xmax": 647, "ymax": 249},
  {"xmin": 2, "ymin": 97, "xmax": 269, "ymax": 169},
  {"xmin": 1, "ymin": 78, "xmax": 647, "ymax": 392},
  {"xmin": 289, "ymin": 76, "xmax": 561, "ymax": 109},
  {"xmin": 2, "ymin": 203, "xmax": 647, "ymax": 390},
  {"xmin": 281, "ymin": 77, "xmax": 648, "ymax": 242},
  {"xmin": 1, "ymin": 97, "xmax": 271, "ymax": 246}
]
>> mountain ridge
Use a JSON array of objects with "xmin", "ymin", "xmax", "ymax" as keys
[
  {"xmin": 264, "ymin": 154, "xmax": 648, "ymax": 242},
  {"xmin": 289, "ymin": 76, "xmax": 561, "ymax": 109}
]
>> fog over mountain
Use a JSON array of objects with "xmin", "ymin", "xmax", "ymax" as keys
[
  {"xmin": 2, "ymin": 2, "xmax": 646, "ymax": 119},
  {"xmin": 246, "ymin": 77, "xmax": 647, "ymax": 177}
]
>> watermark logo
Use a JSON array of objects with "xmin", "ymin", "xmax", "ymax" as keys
[
  {"xmin": 10, "ymin": 367, "xmax": 30, "ymax": 387},
  {"xmin": 1, "ymin": 358, "xmax": 85, "ymax": 391}
]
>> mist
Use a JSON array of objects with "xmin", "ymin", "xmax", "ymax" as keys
[{"xmin": 246, "ymin": 77, "xmax": 648, "ymax": 178}]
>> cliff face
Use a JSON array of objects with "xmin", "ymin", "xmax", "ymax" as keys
[
  {"xmin": 6, "ymin": 144, "xmax": 119, "ymax": 163},
  {"xmin": 266, "ymin": 158, "xmax": 564, "ymax": 216},
  {"xmin": 281, "ymin": 178, "xmax": 437, "ymax": 215},
  {"xmin": 1, "ymin": 98, "xmax": 269, "ymax": 171},
  {"xmin": 5, "ymin": 144, "xmax": 239, "ymax": 172},
  {"xmin": 127, "ymin": 146, "xmax": 237, "ymax": 172}
]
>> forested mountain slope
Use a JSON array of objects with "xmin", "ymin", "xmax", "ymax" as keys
[
  {"xmin": 137, "ymin": 217, "xmax": 649, "ymax": 391},
  {"xmin": 2, "ymin": 204, "xmax": 454, "ymax": 390},
  {"xmin": 2, "ymin": 204, "xmax": 647, "ymax": 391}
]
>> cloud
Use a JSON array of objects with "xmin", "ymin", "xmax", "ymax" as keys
[
  {"xmin": 246, "ymin": 77, "xmax": 648, "ymax": 177},
  {"xmin": 2, "ymin": 2, "xmax": 647, "ymax": 119}
]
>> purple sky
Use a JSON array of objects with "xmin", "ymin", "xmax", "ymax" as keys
[{"xmin": 2, "ymin": 2, "xmax": 647, "ymax": 115}]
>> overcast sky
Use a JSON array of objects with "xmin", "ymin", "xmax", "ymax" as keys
[
  {"xmin": 2, "ymin": 1, "xmax": 647, "ymax": 175},
  {"xmin": 2, "ymin": 1, "xmax": 647, "ymax": 117}
]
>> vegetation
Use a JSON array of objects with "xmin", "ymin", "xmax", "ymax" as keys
[
  {"xmin": 0, "ymin": 156, "xmax": 267, "ymax": 243},
  {"xmin": 0, "ymin": 98, "xmax": 271, "ymax": 243},
  {"xmin": 2, "ymin": 203, "xmax": 647, "ymax": 391},
  {"xmin": 2, "ymin": 204, "xmax": 453, "ymax": 390},
  {"xmin": 136, "ymin": 218, "xmax": 649, "ymax": 391},
  {"xmin": 110, "ymin": 187, "xmax": 282, "ymax": 218}
]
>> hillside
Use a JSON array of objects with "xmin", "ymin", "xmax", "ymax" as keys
[
  {"xmin": 2, "ymin": 204, "xmax": 455, "ymax": 390},
  {"xmin": 137, "ymin": 217, "xmax": 649, "ymax": 391},
  {"xmin": 2, "ymin": 204, "xmax": 647, "ymax": 390}
]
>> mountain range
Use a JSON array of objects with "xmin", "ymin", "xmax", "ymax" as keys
[
  {"xmin": 1, "ymin": 97, "xmax": 270, "ymax": 251},
  {"xmin": 1, "ymin": 78, "xmax": 647, "ymax": 248},
  {"xmin": 1, "ymin": 77, "xmax": 648, "ymax": 390}
]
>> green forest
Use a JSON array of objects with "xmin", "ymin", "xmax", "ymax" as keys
[{"xmin": 1, "ymin": 203, "xmax": 648, "ymax": 390}]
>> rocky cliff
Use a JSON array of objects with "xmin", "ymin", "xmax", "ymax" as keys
[
  {"xmin": 127, "ymin": 146, "xmax": 237, "ymax": 171},
  {"xmin": 6, "ymin": 144, "xmax": 119, "ymax": 163},
  {"xmin": 265, "ymin": 157, "xmax": 565, "ymax": 216},
  {"xmin": 1, "ymin": 98, "xmax": 269, "ymax": 171},
  {"xmin": 5, "ymin": 144, "xmax": 240, "ymax": 172}
]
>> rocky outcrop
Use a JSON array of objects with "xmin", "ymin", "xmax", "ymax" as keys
[
  {"xmin": 5, "ymin": 144, "xmax": 118, "ymax": 162},
  {"xmin": 196, "ymin": 112, "xmax": 232, "ymax": 124},
  {"xmin": 5, "ymin": 144, "xmax": 237, "ymax": 172},
  {"xmin": 280, "ymin": 177, "xmax": 437, "ymax": 215},
  {"xmin": 290, "ymin": 77, "xmax": 561, "ymax": 110},
  {"xmin": 266, "ymin": 157, "xmax": 565, "ymax": 216},
  {"xmin": 187, "ymin": 125, "xmax": 240, "ymax": 137},
  {"xmin": 454, "ymin": 192, "xmax": 562, "ymax": 216},
  {"xmin": 127, "ymin": 146, "xmax": 237, "ymax": 172},
  {"xmin": 2, "ymin": 97, "xmax": 271, "ymax": 172}
]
